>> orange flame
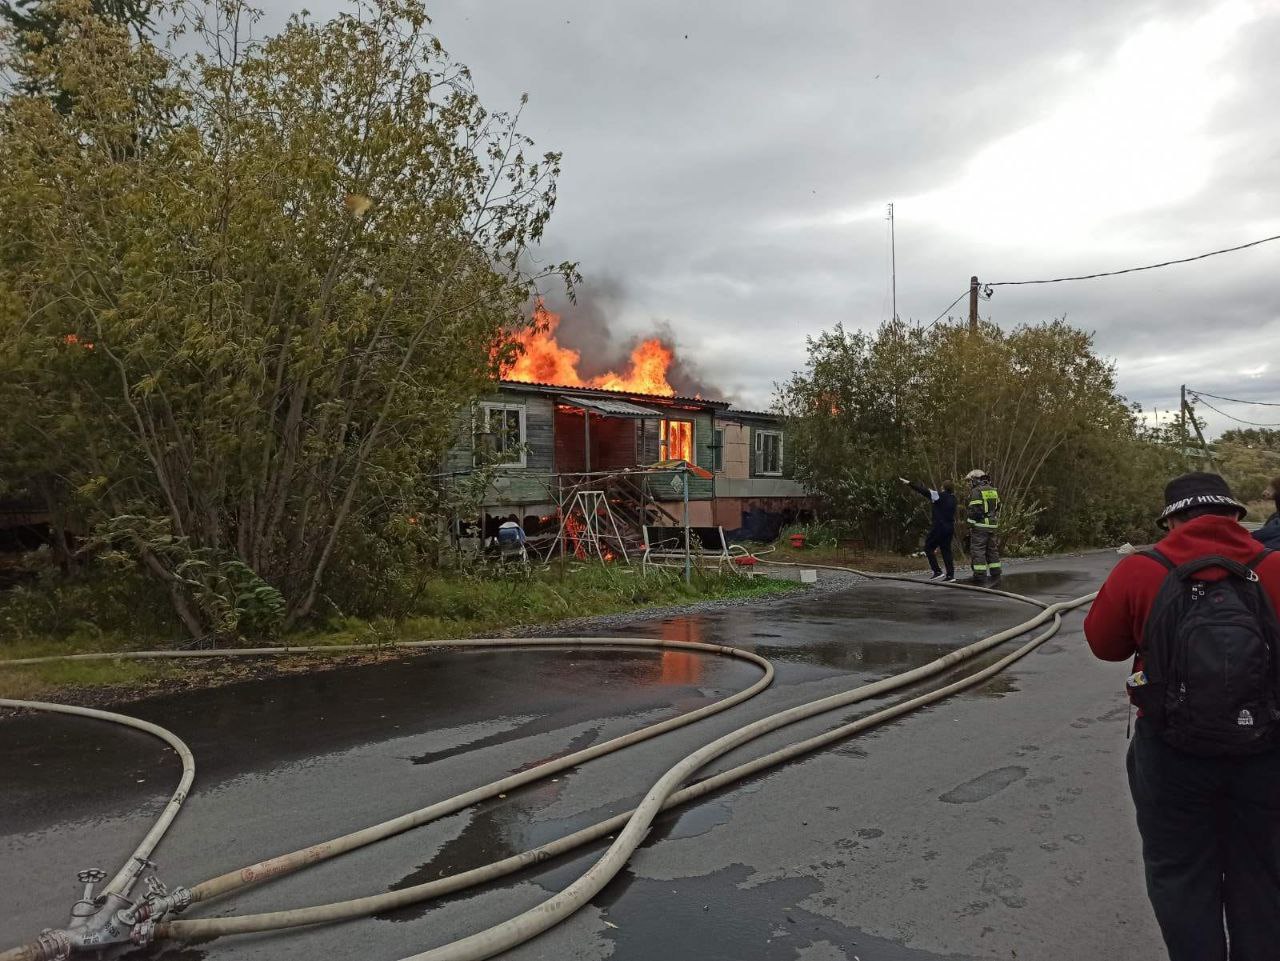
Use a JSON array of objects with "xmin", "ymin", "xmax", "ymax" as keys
[
  {"xmin": 563, "ymin": 511, "xmax": 586, "ymax": 559},
  {"xmin": 502, "ymin": 304, "xmax": 678, "ymax": 397},
  {"xmin": 661, "ymin": 419, "xmax": 693, "ymax": 462}
]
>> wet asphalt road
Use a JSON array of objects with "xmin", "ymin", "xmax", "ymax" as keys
[{"xmin": 0, "ymin": 552, "xmax": 1164, "ymax": 961}]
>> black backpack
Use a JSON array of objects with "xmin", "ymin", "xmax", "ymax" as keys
[{"xmin": 1135, "ymin": 548, "xmax": 1280, "ymax": 756}]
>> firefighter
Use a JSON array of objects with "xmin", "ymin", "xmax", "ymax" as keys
[{"xmin": 965, "ymin": 469, "xmax": 1001, "ymax": 584}]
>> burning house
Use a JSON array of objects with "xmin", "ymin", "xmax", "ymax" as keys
[{"xmin": 445, "ymin": 305, "xmax": 810, "ymax": 550}]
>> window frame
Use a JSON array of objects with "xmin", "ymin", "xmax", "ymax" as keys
[
  {"xmin": 711, "ymin": 427, "xmax": 725, "ymax": 473},
  {"xmin": 753, "ymin": 428, "xmax": 784, "ymax": 477},
  {"xmin": 659, "ymin": 417, "xmax": 696, "ymax": 464},
  {"xmin": 476, "ymin": 402, "xmax": 527, "ymax": 468}
]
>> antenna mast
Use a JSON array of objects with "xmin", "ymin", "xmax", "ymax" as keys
[{"xmin": 887, "ymin": 202, "xmax": 897, "ymax": 321}]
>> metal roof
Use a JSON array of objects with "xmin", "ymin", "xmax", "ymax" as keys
[
  {"xmin": 557, "ymin": 395, "xmax": 664, "ymax": 418},
  {"xmin": 498, "ymin": 379, "xmax": 729, "ymax": 408},
  {"xmin": 722, "ymin": 407, "xmax": 784, "ymax": 420}
]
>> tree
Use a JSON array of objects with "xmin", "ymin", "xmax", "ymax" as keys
[
  {"xmin": 0, "ymin": 0, "xmax": 574, "ymax": 638},
  {"xmin": 1, "ymin": 0, "xmax": 157, "ymax": 111},
  {"xmin": 777, "ymin": 319, "xmax": 1180, "ymax": 551}
]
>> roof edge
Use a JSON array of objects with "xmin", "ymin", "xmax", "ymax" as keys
[{"xmin": 497, "ymin": 379, "xmax": 730, "ymax": 409}]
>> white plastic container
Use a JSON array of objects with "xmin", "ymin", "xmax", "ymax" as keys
[{"xmin": 799, "ymin": 569, "xmax": 818, "ymax": 584}]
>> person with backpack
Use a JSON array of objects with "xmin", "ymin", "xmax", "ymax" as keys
[
  {"xmin": 900, "ymin": 476, "xmax": 957, "ymax": 580},
  {"xmin": 1084, "ymin": 472, "xmax": 1280, "ymax": 961}
]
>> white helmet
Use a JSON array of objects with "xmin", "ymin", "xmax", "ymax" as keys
[{"xmin": 964, "ymin": 469, "xmax": 988, "ymax": 481}]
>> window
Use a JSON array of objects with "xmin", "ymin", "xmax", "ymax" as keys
[
  {"xmin": 660, "ymin": 419, "xmax": 694, "ymax": 462},
  {"xmin": 711, "ymin": 427, "xmax": 725, "ymax": 472},
  {"xmin": 476, "ymin": 404, "xmax": 526, "ymax": 467},
  {"xmin": 754, "ymin": 429, "xmax": 783, "ymax": 476}
]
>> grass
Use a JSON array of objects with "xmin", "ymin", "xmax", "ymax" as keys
[
  {"xmin": 288, "ymin": 562, "xmax": 799, "ymax": 647},
  {"xmin": 759, "ymin": 523, "xmax": 927, "ymax": 572},
  {"xmin": 0, "ymin": 563, "xmax": 800, "ymax": 700}
]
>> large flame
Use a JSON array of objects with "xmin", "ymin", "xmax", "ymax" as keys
[{"xmin": 502, "ymin": 304, "xmax": 678, "ymax": 397}]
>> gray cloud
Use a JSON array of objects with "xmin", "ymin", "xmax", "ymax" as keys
[{"xmin": 286, "ymin": 0, "xmax": 1279, "ymax": 434}]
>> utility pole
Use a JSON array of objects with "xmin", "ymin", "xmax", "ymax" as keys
[
  {"xmin": 968, "ymin": 276, "xmax": 979, "ymax": 332},
  {"xmin": 1181, "ymin": 387, "xmax": 1219, "ymax": 472},
  {"xmin": 1180, "ymin": 384, "xmax": 1188, "ymax": 464},
  {"xmin": 887, "ymin": 203, "xmax": 897, "ymax": 322}
]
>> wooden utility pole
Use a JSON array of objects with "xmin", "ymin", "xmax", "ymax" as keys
[
  {"xmin": 968, "ymin": 276, "xmax": 979, "ymax": 332},
  {"xmin": 1181, "ymin": 388, "xmax": 1219, "ymax": 472},
  {"xmin": 1180, "ymin": 384, "xmax": 1188, "ymax": 467}
]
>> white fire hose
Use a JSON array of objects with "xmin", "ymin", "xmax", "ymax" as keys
[{"xmin": 0, "ymin": 566, "xmax": 1096, "ymax": 961}]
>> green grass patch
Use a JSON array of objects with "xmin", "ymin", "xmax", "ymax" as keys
[
  {"xmin": 759, "ymin": 524, "xmax": 925, "ymax": 572},
  {"xmin": 0, "ymin": 563, "xmax": 799, "ymax": 697},
  {"xmin": 0, "ymin": 659, "xmax": 178, "ymax": 701},
  {"xmin": 289, "ymin": 563, "xmax": 798, "ymax": 646}
]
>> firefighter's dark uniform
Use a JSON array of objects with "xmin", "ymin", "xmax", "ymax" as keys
[{"xmin": 967, "ymin": 479, "xmax": 1001, "ymax": 580}]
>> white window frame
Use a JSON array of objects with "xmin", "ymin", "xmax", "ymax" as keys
[
  {"xmin": 659, "ymin": 417, "xmax": 696, "ymax": 463},
  {"xmin": 476, "ymin": 403, "xmax": 527, "ymax": 468},
  {"xmin": 754, "ymin": 428, "xmax": 783, "ymax": 477}
]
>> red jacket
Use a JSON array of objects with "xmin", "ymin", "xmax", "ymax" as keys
[{"xmin": 1084, "ymin": 515, "xmax": 1280, "ymax": 676}]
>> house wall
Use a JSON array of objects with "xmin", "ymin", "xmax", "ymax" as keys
[
  {"xmin": 554, "ymin": 409, "xmax": 637, "ymax": 473},
  {"xmin": 444, "ymin": 389, "xmax": 557, "ymax": 507},
  {"xmin": 713, "ymin": 496, "xmax": 812, "ymax": 529},
  {"xmin": 643, "ymin": 409, "xmax": 715, "ymax": 504},
  {"xmin": 652, "ymin": 499, "xmax": 715, "ymax": 527},
  {"xmin": 444, "ymin": 386, "xmax": 724, "ymax": 512},
  {"xmin": 718, "ymin": 422, "xmax": 751, "ymax": 480},
  {"xmin": 715, "ymin": 415, "xmax": 800, "ymax": 497}
]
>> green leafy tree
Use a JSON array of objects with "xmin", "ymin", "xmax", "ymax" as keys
[
  {"xmin": 0, "ymin": 0, "xmax": 574, "ymax": 639},
  {"xmin": 1, "ymin": 0, "xmax": 157, "ymax": 111},
  {"xmin": 1215, "ymin": 433, "xmax": 1280, "ymax": 504},
  {"xmin": 778, "ymin": 319, "xmax": 1180, "ymax": 551}
]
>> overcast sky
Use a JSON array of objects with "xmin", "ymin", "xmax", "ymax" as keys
[{"xmin": 301, "ymin": 0, "xmax": 1280, "ymax": 433}]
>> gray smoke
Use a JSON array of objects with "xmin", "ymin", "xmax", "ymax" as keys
[{"xmin": 541, "ymin": 276, "xmax": 731, "ymax": 401}]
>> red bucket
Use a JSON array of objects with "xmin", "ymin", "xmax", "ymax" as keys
[{"xmin": 789, "ymin": 533, "xmax": 806, "ymax": 549}]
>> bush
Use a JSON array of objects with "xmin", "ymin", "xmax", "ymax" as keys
[{"xmin": 0, "ymin": 565, "xmax": 179, "ymax": 650}]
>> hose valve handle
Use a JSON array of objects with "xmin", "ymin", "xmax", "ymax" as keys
[{"xmin": 76, "ymin": 868, "xmax": 107, "ymax": 903}]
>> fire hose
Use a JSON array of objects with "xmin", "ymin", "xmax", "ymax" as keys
[{"xmin": 0, "ymin": 567, "xmax": 1097, "ymax": 961}]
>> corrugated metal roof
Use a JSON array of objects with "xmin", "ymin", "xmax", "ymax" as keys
[
  {"xmin": 557, "ymin": 395, "xmax": 664, "ymax": 418},
  {"xmin": 722, "ymin": 407, "xmax": 783, "ymax": 419},
  {"xmin": 498, "ymin": 379, "xmax": 729, "ymax": 408}
]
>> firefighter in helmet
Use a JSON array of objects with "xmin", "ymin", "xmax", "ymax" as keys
[{"xmin": 965, "ymin": 469, "xmax": 1001, "ymax": 584}]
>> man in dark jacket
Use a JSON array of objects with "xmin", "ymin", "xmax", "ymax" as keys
[
  {"xmin": 1253, "ymin": 475, "xmax": 1280, "ymax": 551},
  {"xmin": 900, "ymin": 476, "xmax": 956, "ymax": 580},
  {"xmin": 1084, "ymin": 472, "xmax": 1280, "ymax": 961}
]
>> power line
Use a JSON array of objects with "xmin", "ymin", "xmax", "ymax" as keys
[
  {"xmin": 1189, "ymin": 394, "xmax": 1280, "ymax": 428},
  {"xmin": 1187, "ymin": 388, "xmax": 1280, "ymax": 408},
  {"xmin": 987, "ymin": 232, "xmax": 1280, "ymax": 287},
  {"xmin": 923, "ymin": 288, "xmax": 971, "ymax": 331}
]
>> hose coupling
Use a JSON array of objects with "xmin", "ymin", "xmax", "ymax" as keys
[
  {"xmin": 130, "ymin": 918, "xmax": 157, "ymax": 947},
  {"xmin": 128, "ymin": 884, "xmax": 192, "ymax": 924},
  {"xmin": 34, "ymin": 929, "xmax": 71, "ymax": 961}
]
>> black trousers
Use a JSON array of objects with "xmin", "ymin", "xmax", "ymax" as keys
[
  {"xmin": 1127, "ymin": 720, "xmax": 1280, "ymax": 960},
  {"xmin": 924, "ymin": 526, "xmax": 954, "ymax": 577}
]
